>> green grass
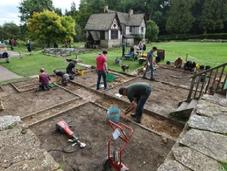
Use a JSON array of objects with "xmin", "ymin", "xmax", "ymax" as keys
[
  {"xmin": 1, "ymin": 41, "xmax": 227, "ymax": 77},
  {"xmin": 1, "ymin": 53, "xmax": 67, "ymax": 77},
  {"xmin": 220, "ymin": 162, "xmax": 227, "ymax": 171},
  {"xmin": 147, "ymin": 41, "xmax": 227, "ymax": 67},
  {"xmin": 77, "ymin": 48, "xmax": 141, "ymax": 72}
]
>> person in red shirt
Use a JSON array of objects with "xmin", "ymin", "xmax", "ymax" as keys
[
  {"xmin": 96, "ymin": 50, "xmax": 108, "ymax": 90},
  {"xmin": 39, "ymin": 68, "xmax": 50, "ymax": 91}
]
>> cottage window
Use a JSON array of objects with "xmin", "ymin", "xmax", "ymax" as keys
[
  {"xmin": 100, "ymin": 31, "xmax": 105, "ymax": 40},
  {"xmin": 111, "ymin": 30, "xmax": 118, "ymax": 39},
  {"xmin": 129, "ymin": 27, "xmax": 132, "ymax": 32},
  {"xmin": 141, "ymin": 27, "xmax": 144, "ymax": 33}
]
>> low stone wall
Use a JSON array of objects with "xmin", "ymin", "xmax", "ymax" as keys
[
  {"xmin": 158, "ymin": 94, "xmax": 227, "ymax": 171},
  {"xmin": 43, "ymin": 48, "xmax": 77, "ymax": 57}
]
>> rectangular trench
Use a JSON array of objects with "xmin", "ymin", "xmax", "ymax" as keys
[{"xmin": 31, "ymin": 102, "xmax": 175, "ymax": 171}]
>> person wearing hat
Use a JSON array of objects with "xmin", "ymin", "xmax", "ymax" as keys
[{"xmin": 119, "ymin": 82, "xmax": 151, "ymax": 123}]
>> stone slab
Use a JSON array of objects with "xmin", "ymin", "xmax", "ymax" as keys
[
  {"xmin": 202, "ymin": 94, "xmax": 227, "ymax": 107},
  {"xmin": 0, "ymin": 66, "xmax": 22, "ymax": 82},
  {"xmin": 179, "ymin": 129, "xmax": 227, "ymax": 162},
  {"xmin": 196, "ymin": 99, "xmax": 227, "ymax": 118},
  {"xmin": 0, "ymin": 126, "xmax": 60, "ymax": 171},
  {"xmin": 157, "ymin": 160, "xmax": 191, "ymax": 171},
  {"xmin": 188, "ymin": 114, "xmax": 227, "ymax": 134},
  {"xmin": 173, "ymin": 146, "xmax": 221, "ymax": 171},
  {"xmin": 0, "ymin": 115, "xmax": 21, "ymax": 130}
]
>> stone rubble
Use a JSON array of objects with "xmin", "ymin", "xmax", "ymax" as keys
[{"xmin": 0, "ymin": 115, "xmax": 21, "ymax": 130}]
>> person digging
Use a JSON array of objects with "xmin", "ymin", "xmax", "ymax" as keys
[{"xmin": 119, "ymin": 82, "xmax": 151, "ymax": 123}]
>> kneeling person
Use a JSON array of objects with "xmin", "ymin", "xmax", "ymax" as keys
[
  {"xmin": 54, "ymin": 70, "xmax": 69, "ymax": 86},
  {"xmin": 119, "ymin": 82, "xmax": 151, "ymax": 123},
  {"xmin": 39, "ymin": 68, "xmax": 50, "ymax": 91}
]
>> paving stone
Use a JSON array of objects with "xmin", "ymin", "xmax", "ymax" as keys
[
  {"xmin": 0, "ymin": 115, "xmax": 21, "ymax": 130},
  {"xmin": 188, "ymin": 114, "xmax": 227, "ymax": 134},
  {"xmin": 196, "ymin": 99, "xmax": 227, "ymax": 118},
  {"xmin": 0, "ymin": 126, "xmax": 60, "ymax": 171},
  {"xmin": 173, "ymin": 146, "xmax": 221, "ymax": 171},
  {"xmin": 202, "ymin": 94, "xmax": 227, "ymax": 107},
  {"xmin": 179, "ymin": 129, "xmax": 227, "ymax": 162},
  {"xmin": 157, "ymin": 160, "xmax": 191, "ymax": 171}
]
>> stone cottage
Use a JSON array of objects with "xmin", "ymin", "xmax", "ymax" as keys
[{"xmin": 85, "ymin": 7, "xmax": 146, "ymax": 48}]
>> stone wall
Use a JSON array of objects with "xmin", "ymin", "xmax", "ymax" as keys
[
  {"xmin": 158, "ymin": 94, "xmax": 227, "ymax": 171},
  {"xmin": 43, "ymin": 48, "xmax": 77, "ymax": 57}
]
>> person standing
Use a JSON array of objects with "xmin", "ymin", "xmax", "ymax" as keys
[
  {"xmin": 119, "ymin": 82, "xmax": 151, "ymax": 123},
  {"xmin": 96, "ymin": 50, "xmax": 108, "ymax": 90},
  {"xmin": 26, "ymin": 40, "xmax": 32, "ymax": 54},
  {"xmin": 143, "ymin": 46, "xmax": 157, "ymax": 80}
]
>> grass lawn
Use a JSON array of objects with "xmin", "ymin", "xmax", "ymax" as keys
[
  {"xmin": 147, "ymin": 41, "xmax": 227, "ymax": 67},
  {"xmin": 0, "ymin": 53, "xmax": 67, "ymax": 77},
  {"xmin": 0, "ymin": 41, "xmax": 227, "ymax": 77}
]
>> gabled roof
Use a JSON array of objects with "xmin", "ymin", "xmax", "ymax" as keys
[
  {"xmin": 117, "ymin": 12, "xmax": 144, "ymax": 26},
  {"xmin": 85, "ymin": 13, "xmax": 117, "ymax": 31}
]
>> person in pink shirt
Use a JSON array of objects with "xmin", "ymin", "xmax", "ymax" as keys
[{"xmin": 96, "ymin": 50, "xmax": 108, "ymax": 90}]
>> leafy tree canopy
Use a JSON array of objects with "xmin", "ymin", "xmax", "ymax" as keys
[{"xmin": 27, "ymin": 10, "xmax": 75, "ymax": 47}]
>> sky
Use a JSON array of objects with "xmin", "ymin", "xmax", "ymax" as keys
[{"xmin": 0, "ymin": 0, "xmax": 81, "ymax": 25}]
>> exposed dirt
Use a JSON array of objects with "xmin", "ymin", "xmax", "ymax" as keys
[
  {"xmin": 106, "ymin": 78, "xmax": 189, "ymax": 117},
  {"xmin": 31, "ymin": 103, "xmax": 175, "ymax": 171},
  {"xmin": 72, "ymin": 70, "xmax": 134, "ymax": 90},
  {"xmin": 0, "ymin": 86, "xmax": 77, "ymax": 117},
  {"xmin": 95, "ymin": 97, "xmax": 183, "ymax": 138},
  {"xmin": 141, "ymin": 64, "xmax": 193, "ymax": 88}
]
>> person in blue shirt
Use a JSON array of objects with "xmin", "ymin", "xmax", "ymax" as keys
[{"xmin": 143, "ymin": 47, "xmax": 157, "ymax": 80}]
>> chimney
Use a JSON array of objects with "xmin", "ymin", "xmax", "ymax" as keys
[
  {"xmin": 104, "ymin": 5, "xmax": 109, "ymax": 13},
  {"xmin": 128, "ymin": 9, "xmax": 133, "ymax": 16}
]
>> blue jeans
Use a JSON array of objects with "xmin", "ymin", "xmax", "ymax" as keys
[
  {"xmin": 96, "ymin": 70, "xmax": 107, "ymax": 90},
  {"xmin": 143, "ymin": 63, "xmax": 154, "ymax": 79},
  {"xmin": 135, "ymin": 87, "xmax": 151, "ymax": 120}
]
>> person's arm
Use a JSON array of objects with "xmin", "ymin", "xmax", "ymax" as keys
[
  {"xmin": 104, "ymin": 58, "xmax": 108, "ymax": 72},
  {"xmin": 124, "ymin": 101, "xmax": 136, "ymax": 115}
]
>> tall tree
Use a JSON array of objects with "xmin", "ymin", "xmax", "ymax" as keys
[
  {"xmin": 200, "ymin": 0, "xmax": 227, "ymax": 33},
  {"xmin": 146, "ymin": 20, "xmax": 159, "ymax": 42},
  {"xmin": 166, "ymin": 0, "xmax": 195, "ymax": 34},
  {"xmin": 27, "ymin": 10, "xmax": 75, "ymax": 47},
  {"xmin": 19, "ymin": 0, "xmax": 53, "ymax": 22}
]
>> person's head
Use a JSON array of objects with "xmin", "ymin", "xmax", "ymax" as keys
[
  {"xmin": 152, "ymin": 47, "xmax": 157, "ymax": 52},
  {"xmin": 119, "ymin": 87, "xmax": 127, "ymax": 96},
  {"xmin": 40, "ymin": 68, "xmax": 45, "ymax": 73},
  {"xmin": 102, "ymin": 50, "xmax": 108, "ymax": 55}
]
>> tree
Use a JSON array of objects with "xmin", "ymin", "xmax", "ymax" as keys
[
  {"xmin": 146, "ymin": 20, "xmax": 159, "ymax": 42},
  {"xmin": 27, "ymin": 10, "xmax": 75, "ymax": 47},
  {"xmin": 166, "ymin": 0, "xmax": 195, "ymax": 34},
  {"xmin": 200, "ymin": 0, "xmax": 227, "ymax": 33},
  {"xmin": 18, "ymin": 0, "xmax": 53, "ymax": 22},
  {"xmin": 2, "ymin": 23, "xmax": 20, "ymax": 39}
]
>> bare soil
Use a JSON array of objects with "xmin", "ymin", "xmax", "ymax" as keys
[
  {"xmin": 106, "ymin": 78, "xmax": 189, "ymax": 117},
  {"xmin": 31, "ymin": 103, "xmax": 175, "ymax": 171},
  {"xmin": 0, "ymin": 85, "xmax": 77, "ymax": 117},
  {"xmin": 141, "ymin": 64, "xmax": 193, "ymax": 88},
  {"xmin": 95, "ymin": 96, "xmax": 183, "ymax": 138}
]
